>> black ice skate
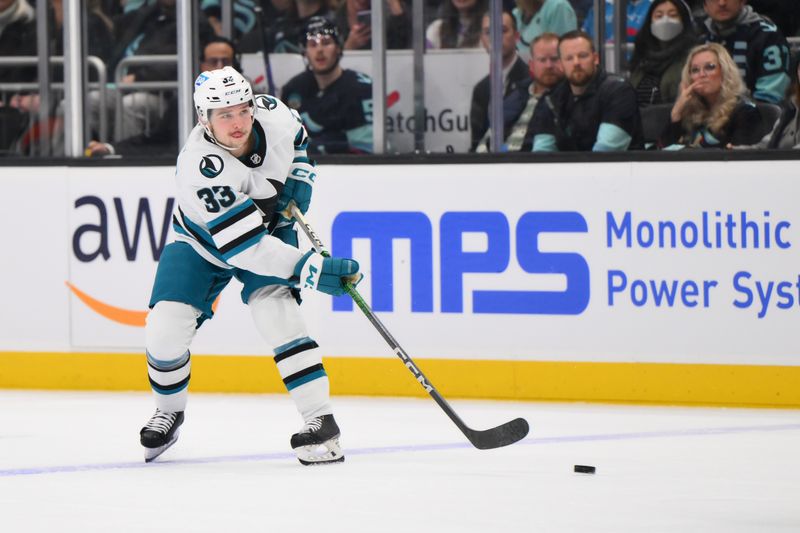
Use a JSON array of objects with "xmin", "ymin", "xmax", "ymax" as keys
[
  {"xmin": 140, "ymin": 410, "xmax": 184, "ymax": 463},
  {"xmin": 290, "ymin": 414, "xmax": 345, "ymax": 465}
]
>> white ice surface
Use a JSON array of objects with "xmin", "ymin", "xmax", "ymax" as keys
[{"xmin": 1, "ymin": 390, "xmax": 799, "ymax": 532}]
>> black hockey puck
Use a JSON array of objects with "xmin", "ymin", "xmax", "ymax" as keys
[{"xmin": 574, "ymin": 464, "xmax": 596, "ymax": 474}]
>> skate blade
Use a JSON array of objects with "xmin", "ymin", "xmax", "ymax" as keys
[
  {"xmin": 295, "ymin": 437, "xmax": 345, "ymax": 466},
  {"xmin": 143, "ymin": 429, "xmax": 180, "ymax": 463}
]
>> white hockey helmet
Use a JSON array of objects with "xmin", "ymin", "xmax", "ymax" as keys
[{"xmin": 193, "ymin": 66, "xmax": 255, "ymax": 129}]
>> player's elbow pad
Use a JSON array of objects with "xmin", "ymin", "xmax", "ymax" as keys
[{"xmin": 293, "ymin": 251, "xmax": 361, "ymax": 296}]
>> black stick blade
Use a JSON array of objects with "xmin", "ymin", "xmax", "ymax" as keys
[{"xmin": 465, "ymin": 417, "xmax": 530, "ymax": 450}]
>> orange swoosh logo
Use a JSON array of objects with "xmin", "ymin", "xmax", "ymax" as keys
[{"xmin": 66, "ymin": 282, "xmax": 219, "ymax": 327}]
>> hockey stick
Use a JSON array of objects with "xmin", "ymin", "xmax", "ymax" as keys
[{"xmin": 287, "ymin": 203, "xmax": 530, "ymax": 450}]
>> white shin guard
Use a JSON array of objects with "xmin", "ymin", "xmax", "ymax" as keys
[
  {"xmin": 249, "ymin": 286, "xmax": 333, "ymax": 421},
  {"xmin": 145, "ymin": 301, "xmax": 201, "ymax": 412}
]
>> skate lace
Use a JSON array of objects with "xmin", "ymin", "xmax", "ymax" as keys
[
  {"xmin": 144, "ymin": 410, "xmax": 177, "ymax": 434},
  {"xmin": 301, "ymin": 416, "xmax": 324, "ymax": 434}
]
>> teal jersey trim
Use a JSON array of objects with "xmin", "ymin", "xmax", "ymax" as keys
[
  {"xmin": 285, "ymin": 369, "xmax": 327, "ymax": 391},
  {"xmin": 172, "ymin": 223, "xmax": 228, "ymax": 263},
  {"xmin": 150, "ymin": 381, "xmax": 189, "ymax": 395},
  {"xmin": 220, "ymin": 227, "xmax": 267, "ymax": 260},
  {"xmin": 207, "ymin": 198, "xmax": 255, "ymax": 232},
  {"xmin": 594, "ymin": 123, "xmax": 632, "ymax": 151},
  {"xmin": 754, "ymin": 72, "xmax": 790, "ymax": 104},
  {"xmin": 146, "ymin": 350, "xmax": 189, "ymax": 371},
  {"xmin": 533, "ymin": 133, "xmax": 558, "ymax": 151},
  {"xmin": 275, "ymin": 336, "xmax": 315, "ymax": 355},
  {"xmin": 346, "ymin": 124, "xmax": 373, "ymax": 153}
]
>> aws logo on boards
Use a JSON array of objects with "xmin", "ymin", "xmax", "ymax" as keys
[{"xmin": 67, "ymin": 195, "xmax": 219, "ymax": 327}]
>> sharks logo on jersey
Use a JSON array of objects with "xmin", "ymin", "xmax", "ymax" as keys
[
  {"xmin": 199, "ymin": 155, "xmax": 224, "ymax": 178},
  {"xmin": 256, "ymin": 95, "xmax": 279, "ymax": 111}
]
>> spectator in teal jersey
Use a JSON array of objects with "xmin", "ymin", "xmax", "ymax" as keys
[
  {"xmin": 699, "ymin": 0, "xmax": 790, "ymax": 104},
  {"xmin": 582, "ymin": 0, "xmax": 654, "ymax": 43},
  {"xmin": 512, "ymin": 0, "xmax": 577, "ymax": 62}
]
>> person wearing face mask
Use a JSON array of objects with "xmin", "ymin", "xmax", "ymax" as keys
[{"xmin": 630, "ymin": 0, "xmax": 697, "ymax": 107}]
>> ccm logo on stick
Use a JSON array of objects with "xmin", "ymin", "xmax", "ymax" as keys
[{"xmin": 331, "ymin": 211, "xmax": 590, "ymax": 315}]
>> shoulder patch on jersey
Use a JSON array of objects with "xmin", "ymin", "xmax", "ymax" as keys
[
  {"xmin": 256, "ymin": 95, "xmax": 278, "ymax": 111},
  {"xmin": 199, "ymin": 154, "xmax": 224, "ymax": 178}
]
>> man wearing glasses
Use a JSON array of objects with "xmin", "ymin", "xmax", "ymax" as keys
[{"xmin": 700, "ymin": 0, "xmax": 790, "ymax": 104}]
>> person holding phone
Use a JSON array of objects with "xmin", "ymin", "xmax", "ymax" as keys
[{"xmin": 336, "ymin": 0, "xmax": 411, "ymax": 50}]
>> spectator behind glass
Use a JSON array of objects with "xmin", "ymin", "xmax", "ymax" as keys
[
  {"xmin": 529, "ymin": 30, "xmax": 643, "ymax": 151},
  {"xmin": 470, "ymin": 10, "xmax": 531, "ymax": 152},
  {"xmin": 5, "ymin": 0, "xmax": 116, "ymax": 156},
  {"xmin": 0, "ymin": 0, "xmax": 36, "ymax": 152},
  {"xmin": 239, "ymin": 0, "xmax": 335, "ymax": 54},
  {"xmin": 281, "ymin": 17, "xmax": 373, "ymax": 153},
  {"xmin": 517, "ymin": 32, "xmax": 565, "ymax": 151},
  {"xmin": 0, "ymin": 0, "xmax": 35, "ymax": 82},
  {"xmin": 201, "ymin": 0, "xmax": 260, "ymax": 40},
  {"xmin": 749, "ymin": 0, "xmax": 799, "ymax": 40},
  {"xmin": 630, "ymin": 0, "xmax": 696, "ymax": 107},
  {"xmin": 699, "ymin": 0, "xmax": 790, "ymax": 103},
  {"xmin": 426, "ymin": 0, "xmax": 488, "ymax": 49},
  {"xmin": 97, "ymin": 0, "xmax": 213, "ymax": 141},
  {"xmin": 109, "ymin": 0, "xmax": 213, "ymax": 82},
  {"xmin": 582, "ymin": 0, "xmax": 654, "ymax": 43},
  {"xmin": 335, "ymin": 0, "xmax": 411, "ymax": 50},
  {"xmin": 740, "ymin": 53, "xmax": 800, "ymax": 149},
  {"xmin": 84, "ymin": 36, "xmax": 242, "ymax": 158},
  {"xmin": 659, "ymin": 43, "xmax": 763, "ymax": 148},
  {"xmin": 512, "ymin": 0, "xmax": 576, "ymax": 62}
]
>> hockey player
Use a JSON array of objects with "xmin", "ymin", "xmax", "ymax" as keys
[
  {"xmin": 281, "ymin": 17, "xmax": 373, "ymax": 154},
  {"xmin": 139, "ymin": 66, "xmax": 360, "ymax": 466}
]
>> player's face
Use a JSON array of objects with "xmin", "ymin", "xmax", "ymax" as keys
[
  {"xmin": 559, "ymin": 37, "xmax": 598, "ymax": 88},
  {"xmin": 529, "ymin": 38, "xmax": 563, "ymax": 88},
  {"xmin": 703, "ymin": 0, "xmax": 744, "ymax": 24},
  {"xmin": 208, "ymin": 102, "xmax": 253, "ymax": 152},
  {"xmin": 689, "ymin": 50, "xmax": 723, "ymax": 97},
  {"xmin": 306, "ymin": 35, "xmax": 340, "ymax": 74}
]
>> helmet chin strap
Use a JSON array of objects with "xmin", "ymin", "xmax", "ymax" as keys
[{"xmin": 203, "ymin": 123, "xmax": 239, "ymax": 151}]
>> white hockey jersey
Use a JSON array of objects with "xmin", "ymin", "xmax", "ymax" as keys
[{"xmin": 171, "ymin": 94, "xmax": 314, "ymax": 280}]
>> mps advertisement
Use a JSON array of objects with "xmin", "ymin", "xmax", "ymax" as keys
[{"xmin": 1, "ymin": 161, "xmax": 798, "ymax": 367}]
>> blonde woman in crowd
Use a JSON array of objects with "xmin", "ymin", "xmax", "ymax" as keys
[{"xmin": 659, "ymin": 42, "xmax": 763, "ymax": 148}]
